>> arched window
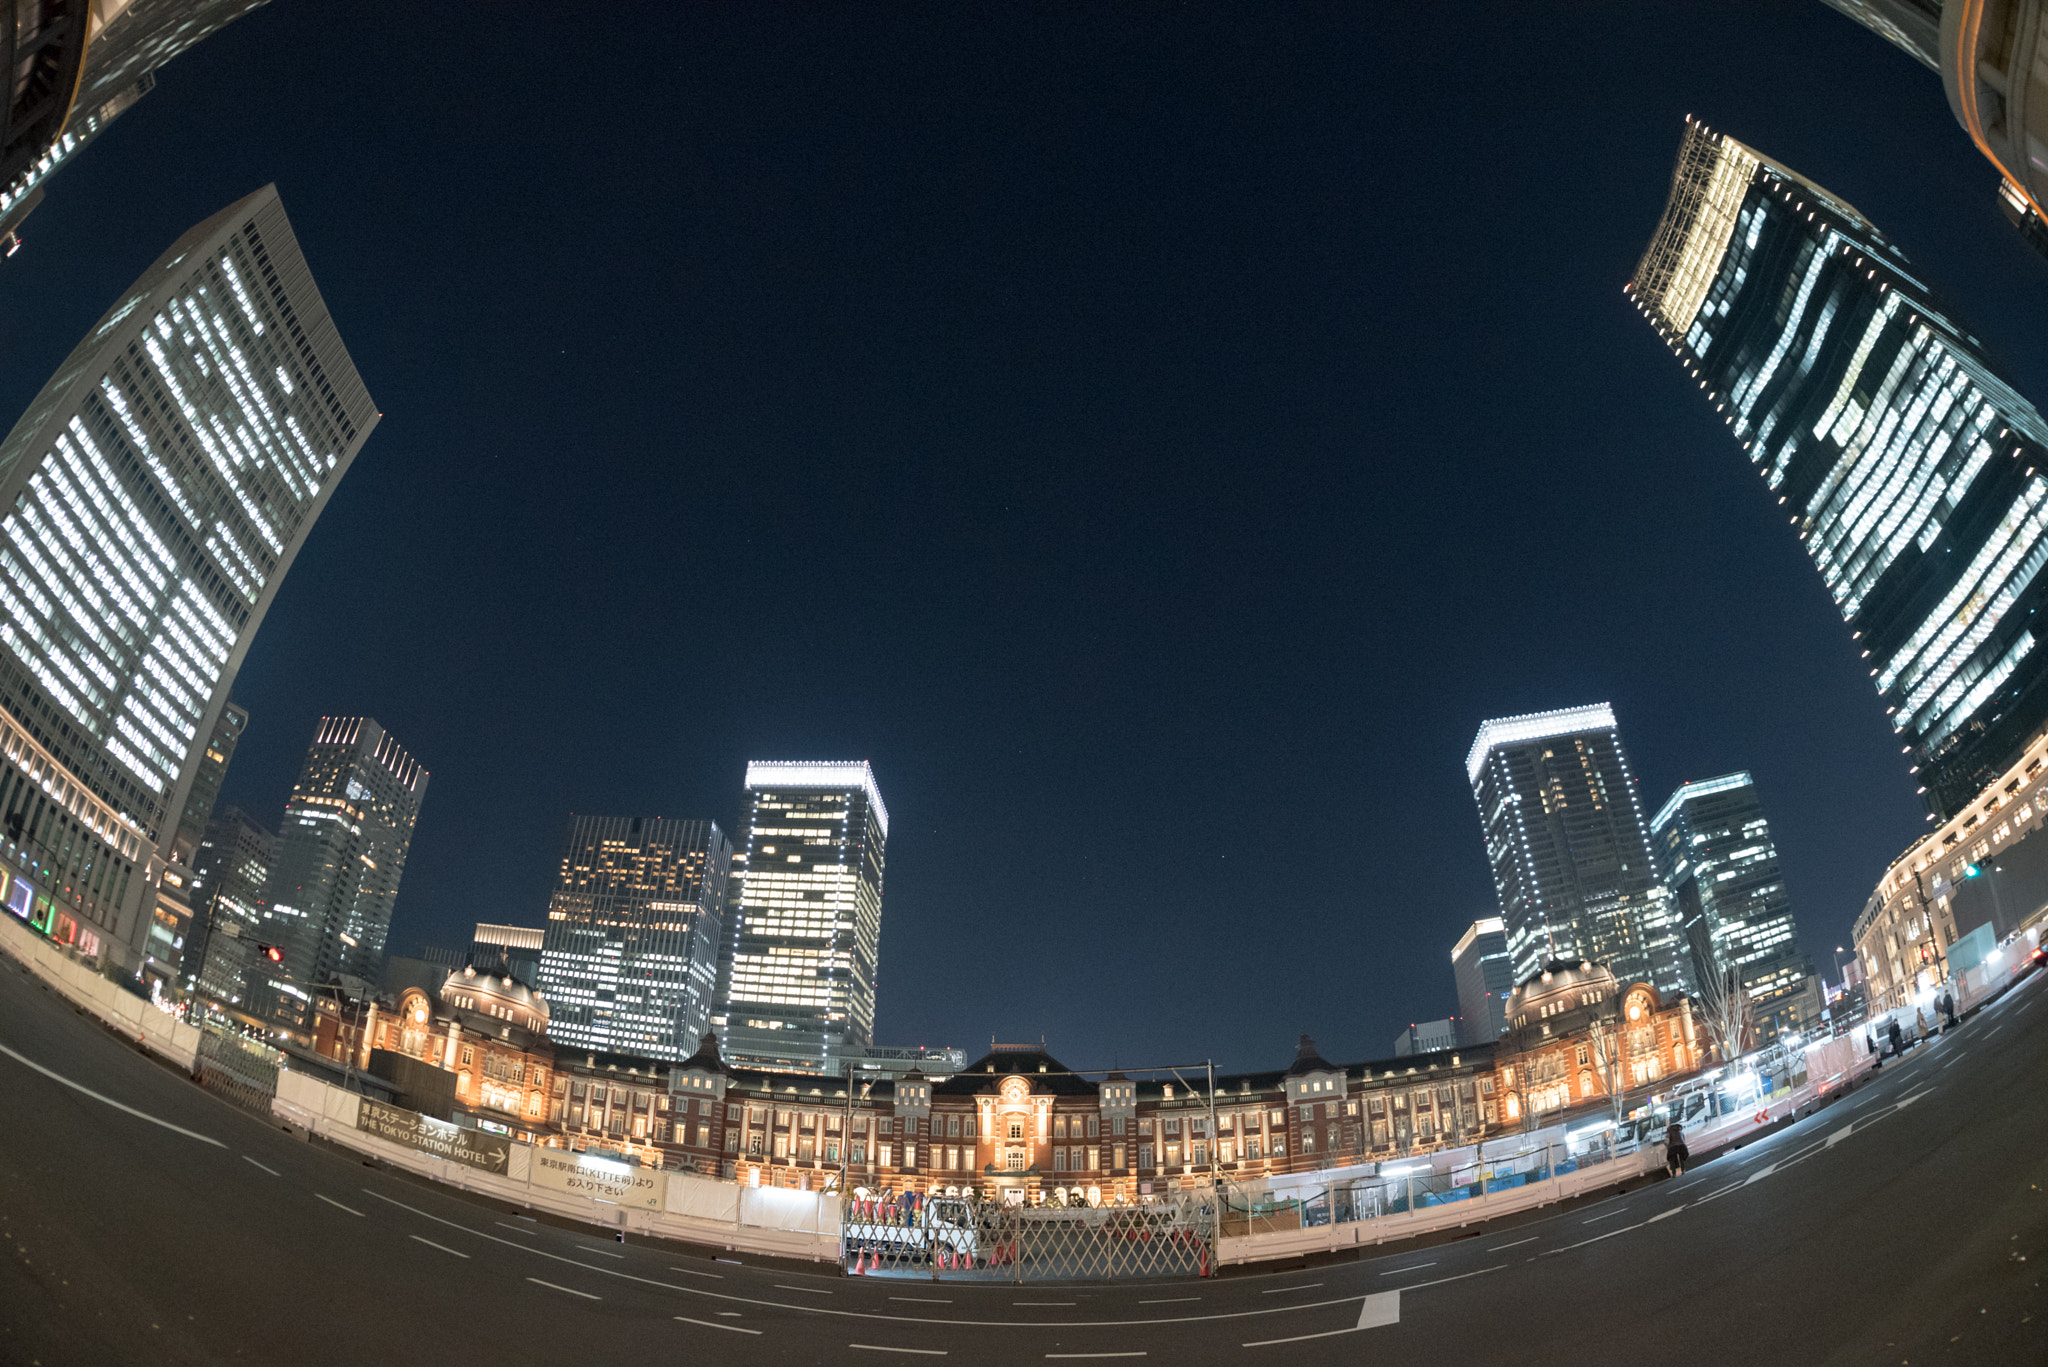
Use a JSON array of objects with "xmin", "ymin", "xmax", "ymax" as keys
[{"xmin": 1579, "ymin": 1069, "xmax": 1595, "ymax": 1097}]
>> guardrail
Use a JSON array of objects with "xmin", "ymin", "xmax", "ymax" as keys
[
  {"xmin": 272, "ymin": 1070, "xmax": 843, "ymax": 1262},
  {"xmin": 0, "ymin": 900, "xmax": 199, "ymax": 1069}
]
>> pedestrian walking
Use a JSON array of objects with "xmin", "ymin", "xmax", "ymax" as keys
[
  {"xmin": 1887, "ymin": 1017, "xmax": 1903, "ymax": 1056},
  {"xmin": 1942, "ymin": 990, "xmax": 1957, "ymax": 1028},
  {"xmin": 1664, "ymin": 1120, "xmax": 1689, "ymax": 1178}
]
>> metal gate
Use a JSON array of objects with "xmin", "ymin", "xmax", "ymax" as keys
[
  {"xmin": 842, "ymin": 1189, "xmax": 1216, "ymax": 1282},
  {"xmin": 193, "ymin": 1024, "xmax": 280, "ymax": 1116}
]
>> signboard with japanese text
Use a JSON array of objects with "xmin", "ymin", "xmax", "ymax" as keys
[
  {"xmin": 356, "ymin": 1097, "xmax": 511, "ymax": 1173},
  {"xmin": 528, "ymin": 1147, "xmax": 667, "ymax": 1210}
]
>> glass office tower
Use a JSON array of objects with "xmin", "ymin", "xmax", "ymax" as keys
[
  {"xmin": 1467, "ymin": 704, "xmax": 1686, "ymax": 995},
  {"xmin": 180, "ymin": 803, "xmax": 272, "ymax": 1008},
  {"xmin": 714, "ymin": 761, "xmax": 888, "ymax": 1074},
  {"xmin": 535, "ymin": 816, "xmax": 731, "ymax": 1062},
  {"xmin": 2, "ymin": 0, "xmax": 273, "ymax": 252},
  {"xmin": 1451, "ymin": 916, "xmax": 1515, "ymax": 1045},
  {"xmin": 1651, "ymin": 772, "xmax": 1820, "ymax": 1037},
  {"xmin": 1631, "ymin": 121, "xmax": 2048, "ymax": 821},
  {"xmin": 259, "ymin": 717, "xmax": 425, "ymax": 1029},
  {"xmin": 0, "ymin": 185, "xmax": 375, "ymax": 974}
]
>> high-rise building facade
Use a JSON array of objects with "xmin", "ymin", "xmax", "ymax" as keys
[
  {"xmin": 1651, "ymin": 772, "xmax": 1820, "ymax": 1037},
  {"xmin": 714, "ymin": 761, "xmax": 888, "ymax": 1074},
  {"xmin": 1630, "ymin": 122, "xmax": 2048, "ymax": 821},
  {"xmin": 1467, "ymin": 705, "xmax": 1685, "ymax": 995},
  {"xmin": 0, "ymin": 186, "xmax": 375, "ymax": 974},
  {"xmin": 472, "ymin": 922, "xmax": 543, "ymax": 984},
  {"xmin": 180, "ymin": 804, "xmax": 272, "ymax": 1008},
  {"xmin": 259, "ymin": 717, "xmax": 425, "ymax": 1027},
  {"xmin": 2, "ymin": 0, "xmax": 271, "ymax": 252},
  {"xmin": 535, "ymin": 816, "xmax": 731, "ymax": 1061},
  {"xmin": 1452, "ymin": 915, "xmax": 1515, "ymax": 1045},
  {"xmin": 144, "ymin": 698, "xmax": 244, "ymax": 980},
  {"xmin": 1818, "ymin": 1, "xmax": 2048, "ymax": 259}
]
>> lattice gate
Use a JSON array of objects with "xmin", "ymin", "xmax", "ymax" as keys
[
  {"xmin": 193, "ymin": 1024, "xmax": 279, "ymax": 1116},
  {"xmin": 842, "ymin": 1189, "xmax": 1216, "ymax": 1282}
]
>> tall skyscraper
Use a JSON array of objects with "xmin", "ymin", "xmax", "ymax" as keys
[
  {"xmin": 2, "ymin": 0, "xmax": 272, "ymax": 253},
  {"xmin": 1451, "ymin": 915, "xmax": 1515, "ymax": 1045},
  {"xmin": 180, "ymin": 804, "xmax": 272, "ymax": 1008},
  {"xmin": 714, "ymin": 761, "xmax": 888, "ymax": 1074},
  {"xmin": 535, "ymin": 816, "xmax": 731, "ymax": 1061},
  {"xmin": 144, "ymin": 697, "xmax": 244, "ymax": 980},
  {"xmin": 1818, "ymin": 1, "xmax": 2048, "ymax": 258},
  {"xmin": 0, "ymin": 186, "xmax": 375, "ymax": 975},
  {"xmin": 472, "ymin": 922, "xmax": 543, "ymax": 984},
  {"xmin": 1651, "ymin": 773, "xmax": 1821, "ymax": 1037},
  {"xmin": 1630, "ymin": 122, "xmax": 2048, "ymax": 821},
  {"xmin": 259, "ymin": 717, "xmax": 425, "ymax": 1027},
  {"xmin": 1467, "ymin": 705, "xmax": 1685, "ymax": 995}
]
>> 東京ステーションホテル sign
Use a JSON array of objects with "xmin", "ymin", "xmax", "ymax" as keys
[{"xmin": 356, "ymin": 1097, "xmax": 511, "ymax": 1173}]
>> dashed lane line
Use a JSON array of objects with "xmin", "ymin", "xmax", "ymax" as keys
[
  {"xmin": 668, "ymin": 1266, "xmax": 723, "ymax": 1279},
  {"xmin": 1015, "ymin": 1301, "xmax": 1077, "ymax": 1307},
  {"xmin": 0, "ymin": 1040, "xmax": 224, "ymax": 1146},
  {"xmin": 1540, "ymin": 1223, "xmax": 1644, "ymax": 1256},
  {"xmin": 316, "ymin": 1194, "xmax": 364, "ymax": 1217},
  {"xmin": 360, "ymin": 1186, "xmax": 1487, "ymax": 1330},
  {"xmin": 1743, "ymin": 1163, "xmax": 1778, "ymax": 1187},
  {"xmin": 528, "ymin": 1277, "xmax": 600, "ymax": 1300},
  {"xmin": 851, "ymin": 1346, "xmax": 946, "ymax": 1356},
  {"xmin": 578, "ymin": 1246, "xmax": 626, "ymax": 1259},
  {"xmin": 1488, "ymin": 1237, "xmax": 1539, "ymax": 1251},
  {"xmin": 1379, "ymin": 1263, "xmax": 1436, "ymax": 1276},
  {"xmin": 891, "ymin": 1297, "xmax": 954, "ymax": 1304},
  {"xmin": 1260, "ymin": 1283, "xmax": 1321, "ymax": 1295},
  {"xmin": 778, "ymin": 1285, "xmax": 833, "ymax": 1295},
  {"xmin": 242, "ymin": 1156, "xmax": 280, "ymax": 1176},
  {"xmin": 1243, "ymin": 1290, "xmax": 1399, "ymax": 1348},
  {"xmin": 411, "ymin": 1235, "xmax": 470, "ymax": 1259},
  {"xmin": 1138, "ymin": 1297, "xmax": 1199, "ymax": 1304},
  {"xmin": 1647, "ymin": 1207, "xmax": 1684, "ymax": 1224},
  {"xmin": 675, "ymin": 1315, "xmax": 761, "ymax": 1335},
  {"xmin": 1046, "ymin": 1354, "xmax": 1148, "ymax": 1359},
  {"xmin": 1582, "ymin": 1208, "xmax": 1626, "ymax": 1222}
]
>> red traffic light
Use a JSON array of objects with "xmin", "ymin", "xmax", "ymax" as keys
[{"xmin": 262, "ymin": 945, "xmax": 282, "ymax": 963}]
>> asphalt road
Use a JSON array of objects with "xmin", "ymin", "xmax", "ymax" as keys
[{"xmin": 1, "ymin": 954, "xmax": 2044, "ymax": 1366}]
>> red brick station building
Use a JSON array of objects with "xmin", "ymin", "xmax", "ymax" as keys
[{"xmin": 313, "ymin": 956, "xmax": 1703, "ymax": 1201}]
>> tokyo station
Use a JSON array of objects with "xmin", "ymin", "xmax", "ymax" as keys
[{"xmin": 311, "ymin": 953, "xmax": 1706, "ymax": 1204}]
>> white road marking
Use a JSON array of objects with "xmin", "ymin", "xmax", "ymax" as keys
[
  {"xmin": 1826, "ymin": 1123, "xmax": 1855, "ymax": 1148},
  {"xmin": 316, "ymin": 1194, "xmax": 365, "ymax": 1217},
  {"xmin": 668, "ymin": 1265, "xmax": 723, "ymax": 1279},
  {"xmin": 1379, "ymin": 1262, "xmax": 1436, "ymax": 1276},
  {"xmin": 778, "ymin": 1284, "xmax": 833, "ymax": 1294},
  {"xmin": 1243, "ymin": 1290, "xmax": 1399, "ymax": 1347},
  {"xmin": 527, "ymin": 1277, "xmax": 600, "ymax": 1300},
  {"xmin": 1488, "ymin": 1236, "xmax": 1538, "ymax": 1251},
  {"xmin": 1047, "ymin": 1354, "xmax": 1148, "ymax": 1359},
  {"xmin": 1542, "ymin": 1222, "xmax": 1644, "ymax": 1255},
  {"xmin": 674, "ymin": 1314, "xmax": 760, "ymax": 1335},
  {"xmin": 1647, "ymin": 1207, "xmax": 1684, "ymax": 1224},
  {"xmin": 0, "ymin": 1041, "xmax": 224, "ymax": 1146},
  {"xmin": 411, "ymin": 1235, "xmax": 469, "ymax": 1258},
  {"xmin": 1137, "ymin": 1297, "xmax": 1199, "ymax": 1304},
  {"xmin": 891, "ymin": 1297, "xmax": 954, "ymax": 1304},
  {"xmin": 1015, "ymin": 1301, "xmax": 1077, "ymax": 1306},
  {"xmin": 1743, "ymin": 1163, "xmax": 1778, "ymax": 1186},
  {"xmin": 1672, "ymin": 1177, "xmax": 1711, "ymax": 1192},
  {"xmin": 1582, "ymin": 1208, "xmax": 1625, "ymax": 1222},
  {"xmin": 1985, "ymin": 1023, "xmax": 2004, "ymax": 1036},
  {"xmin": 495, "ymin": 1222, "xmax": 539, "ymax": 1238},
  {"xmin": 578, "ymin": 1246, "xmax": 625, "ymax": 1259},
  {"xmin": 1260, "ymin": 1283, "xmax": 1321, "ymax": 1295},
  {"xmin": 850, "ymin": 1346, "xmax": 946, "ymax": 1356},
  {"xmin": 361, "ymin": 1185, "xmax": 1493, "ymax": 1330},
  {"xmin": 1899, "ymin": 1086, "xmax": 1937, "ymax": 1107},
  {"xmin": 242, "ymin": 1155, "xmax": 280, "ymax": 1176}
]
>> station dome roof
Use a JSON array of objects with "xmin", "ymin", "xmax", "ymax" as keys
[
  {"xmin": 1504, "ymin": 959, "xmax": 1620, "ymax": 1024},
  {"xmin": 440, "ymin": 962, "xmax": 549, "ymax": 1034}
]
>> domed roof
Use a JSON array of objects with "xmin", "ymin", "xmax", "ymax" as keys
[
  {"xmin": 440, "ymin": 962, "xmax": 550, "ymax": 1033},
  {"xmin": 1504, "ymin": 959, "xmax": 1620, "ymax": 1025}
]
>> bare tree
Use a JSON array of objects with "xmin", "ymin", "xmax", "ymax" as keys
[
  {"xmin": 1696, "ymin": 963, "xmax": 1754, "ymax": 1071},
  {"xmin": 1580, "ymin": 1001, "xmax": 1639, "ymax": 1131}
]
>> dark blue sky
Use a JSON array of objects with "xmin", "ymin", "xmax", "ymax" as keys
[{"xmin": 2, "ymin": 3, "xmax": 2043, "ymax": 1074}]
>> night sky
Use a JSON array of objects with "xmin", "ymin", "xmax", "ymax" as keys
[{"xmin": 2, "ymin": 3, "xmax": 2043, "ymax": 1075}]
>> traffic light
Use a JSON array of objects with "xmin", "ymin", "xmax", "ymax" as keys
[
  {"xmin": 259, "ymin": 944, "xmax": 283, "ymax": 964},
  {"xmin": 1964, "ymin": 863, "xmax": 1983, "ymax": 879}
]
